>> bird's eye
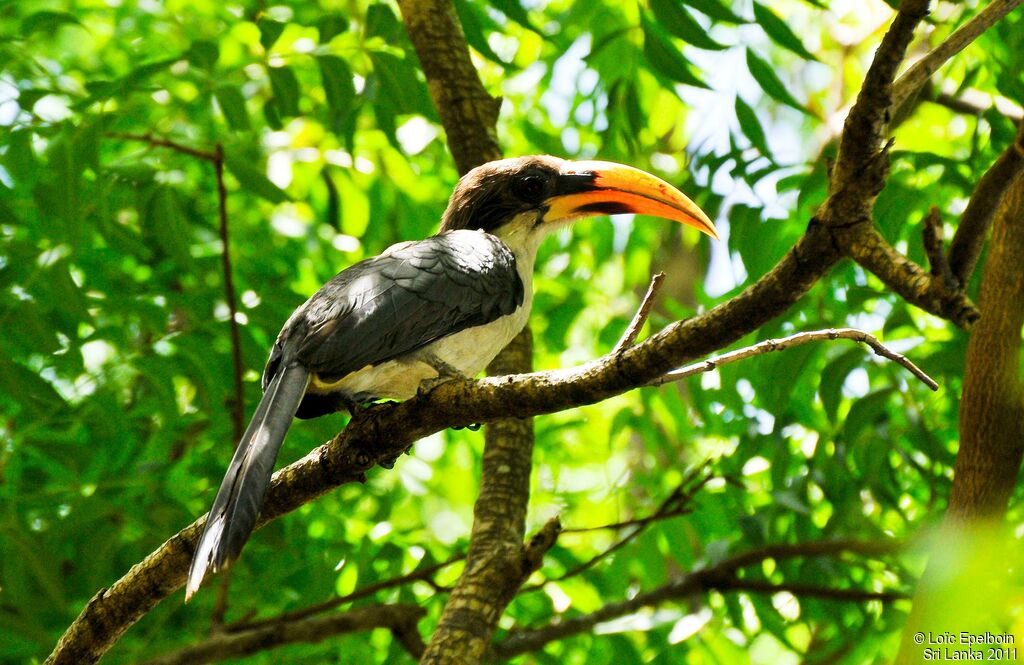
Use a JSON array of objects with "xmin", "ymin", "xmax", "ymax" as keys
[{"xmin": 513, "ymin": 174, "xmax": 545, "ymax": 202}]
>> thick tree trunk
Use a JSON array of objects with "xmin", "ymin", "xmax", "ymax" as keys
[{"xmin": 895, "ymin": 172, "xmax": 1024, "ymax": 665}]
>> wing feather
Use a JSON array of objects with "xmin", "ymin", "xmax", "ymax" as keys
[{"xmin": 264, "ymin": 230, "xmax": 523, "ymax": 388}]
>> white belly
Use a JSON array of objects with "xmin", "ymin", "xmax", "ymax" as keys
[{"xmin": 316, "ymin": 302, "xmax": 531, "ymax": 401}]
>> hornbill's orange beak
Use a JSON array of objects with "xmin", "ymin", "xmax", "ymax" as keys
[{"xmin": 541, "ymin": 160, "xmax": 719, "ymax": 240}]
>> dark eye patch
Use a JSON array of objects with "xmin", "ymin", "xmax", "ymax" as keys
[{"xmin": 511, "ymin": 173, "xmax": 546, "ymax": 203}]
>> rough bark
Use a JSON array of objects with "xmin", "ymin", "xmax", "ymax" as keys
[
  {"xmin": 395, "ymin": 0, "xmax": 549, "ymax": 662},
  {"xmin": 947, "ymin": 122, "xmax": 1024, "ymax": 284},
  {"xmin": 895, "ymin": 173, "xmax": 1024, "ymax": 665},
  {"xmin": 140, "ymin": 604, "xmax": 425, "ymax": 665},
  {"xmin": 949, "ymin": 175, "xmax": 1024, "ymax": 518},
  {"xmin": 396, "ymin": 0, "xmax": 501, "ymax": 174}
]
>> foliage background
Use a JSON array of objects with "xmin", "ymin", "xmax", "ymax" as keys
[{"xmin": 2, "ymin": 0, "xmax": 1022, "ymax": 662}]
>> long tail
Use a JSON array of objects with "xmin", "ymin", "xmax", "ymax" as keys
[{"xmin": 186, "ymin": 365, "xmax": 310, "ymax": 600}]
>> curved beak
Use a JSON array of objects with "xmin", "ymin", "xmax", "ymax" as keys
[{"xmin": 541, "ymin": 160, "xmax": 719, "ymax": 240}]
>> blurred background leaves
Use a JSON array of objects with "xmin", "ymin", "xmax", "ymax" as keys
[{"xmin": 1, "ymin": 0, "xmax": 1021, "ymax": 662}]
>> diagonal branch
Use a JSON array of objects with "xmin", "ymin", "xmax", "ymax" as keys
[
  {"xmin": 491, "ymin": 539, "xmax": 904, "ymax": 659},
  {"xmin": 651, "ymin": 327, "xmax": 938, "ymax": 389},
  {"xmin": 947, "ymin": 119, "xmax": 1024, "ymax": 285},
  {"xmin": 613, "ymin": 272, "xmax": 666, "ymax": 353},
  {"xmin": 891, "ymin": 0, "xmax": 1024, "ymax": 114},
  {"xmin": 139, "ymin": 604, "xmax": 425, "ymax": 665}
]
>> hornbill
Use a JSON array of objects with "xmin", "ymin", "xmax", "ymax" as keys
[{"xmin": 186, "ymin": 155, "xmax": 718, "ymax": 599}]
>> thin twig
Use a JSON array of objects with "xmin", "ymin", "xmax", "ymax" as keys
[
  {"xmin": 108, "ymin": 133, "xmax": 247, "ymax": 440},
  {"xmin": 209, "ymin": 567, "xmax": 232, "ymax": 634},
  {"xmin": 227, "ymin": 553, "xmax": 466, "ymax": 632},
  {"xmin": 140, "ymin": 604, "xmax": 425, "ymax": 665},
  {"xmin": 106, "ymin": 132, "xmax": 218, "ymax": 162},
  {"xmin": 559, "ymin": 504, "xmax": 694, "ymax": 535},
  {"xmin": 891, "ymin": 0, "xmax": 1024, "ymax": 114},
  {"xmin": 722, "ymin": 579, "xmax": 908, "ymax": 603},
  {"xmin": 922, "ymin": 205, "xmax": 955, "ymax": 290},
  {"xmin": 491, "ymin": 538, "xmax": 904, "ymax": 659},
  {"xmin": 214, "ymin": 143, "xmax": 246, "ymax": 441},
  {"xmin": 650, "ymin": 327, "xmax": 938, "ymax": 390},
  {"xmin": 613, "ymin": 272, "xmax": 666, "ymax": 353},
  {"xmin": 947, "ymin": 119, "xmax": 1024, "ymax": 285},
  {"xmin": 929, "ymin": 88, "xmax": 1024, "ymax": 122},
  {"xmin": 523, "ymin": 468, "xmax": 712, "ymax": 592}
]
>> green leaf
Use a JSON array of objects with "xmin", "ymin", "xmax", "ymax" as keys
[
  {"xmin": 317, "ymin": 55, "xmax": 355, "ymax": 115},
  {"xmin": 145, "ymin": 186, "xmax": 193, "ymax": 269},
  {"xmin": 650, "ymin": 0, "xmax": 728, "ymax": 50},
  {"xmin": 819, "ymin": 348, "xmax": 867, "ymax": 424},
  {"xmin": 746, "ymin": 48, "xmax": 809, "ymax": 114},
  {"xmin": 185, "ymin": 40, "xmax": 219, "ymax": 70},
  {"xmin": 734, "ymin": 95, "xmax": 769, "ymax": 154},
  {"xmin": 258, "ymin": 18, "xmax": 286, "ymax": 51},
  {"xmin": 641, "ymin": 14, "xmax": 708, "ymax": 89},
  {"xmin": 365, "ymin": 4, "xmax": 403, "ymax": 42},
  {"xmin": 317, "ymin": 13, "xmax": 348, "ymax": 43},
  {"xmin": 263, "ymin": 98, "xmax": 283, "ymax": 130},
  {"xmin": 368, "ymin": 52, "xmax": 436, "ymax": 119},
  {"xmin": 752, "ymin": 2, "xmax": 818, "ymax": 61},
  {"xmin": 490, "ymin": 0, "xmax": 539, "ymax": 32},
  {"xmin": 214, "ymin": 86, "xmax": 251, "ymax": 131},
  {"xmin": 267, "ymin": 65, "xmax": 300, "ymax": 117},
  {"xmin": 683, "ymin": 0, "xmax": 746, "ymax": 24},
  {"xmin": 452, "ymin": 0, "xmax": 513, "ymax": 67},
  {"xmin": 843, "ymin": 388, "xmax": 896, "ymax": 443},
  {"xmin": 224, "ymin": 149, "xmax": 290, "ymax": 204},
  {"xmin": 21, "ymin": 11, "xmax": 82, "ymax": 37}
]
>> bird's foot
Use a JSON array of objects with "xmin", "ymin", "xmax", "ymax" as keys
[
  {"xmin": 452, "ymin": 423, "xmax": 482, "ymax": 431},
  {"xmin": 348, "ymin": 400, "xmax": 399, "ymax": 418}
]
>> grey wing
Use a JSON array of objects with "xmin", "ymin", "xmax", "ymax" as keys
[{"xmin": 263, "ymin": 230, "xmax": 524, "ymax": 389}]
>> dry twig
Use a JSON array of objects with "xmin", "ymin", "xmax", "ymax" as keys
[
  {"xmin": 650, "ymin": 327, "xmax": 938, "ymax": 391},
  {"xmin": 613, "ymin": 272, "xmax": 666, "ymax": 353}
]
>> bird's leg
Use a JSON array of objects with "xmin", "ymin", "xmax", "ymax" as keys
[
  {"xmin": 415, "ymin": 357, "xmax": 466, "ymax": 396},
  {"xmin": 414, "ymin": 358, "xmax": 481, "ymax": 431},
  {"xmin": 347, "ymin": 399, "xmax": 399, "ymax": 418}
]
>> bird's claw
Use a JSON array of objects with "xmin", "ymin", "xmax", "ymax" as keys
[
  {"xmin": 348, "ymin": 400, "xmax": 399, "ymax": 418},
  {"xmin": 378, "ymin": 444, "xmax": 413, "ymax": 469},
  {"xmin": 452, "ymin": 422, "xmax": 482, "ymax": 431}
]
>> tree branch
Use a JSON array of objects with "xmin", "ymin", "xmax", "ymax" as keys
[
  {"xmin": 896, "ymin": 173, "xmax": 1024, "ymax": 664},
  {"xmin": 652, "ymin": 327, "xmax": 938, "ymax": 390},
  {"xmin": 613, "ymin": 272, "xmax": 666, "ymax": 353},
  {"xmin": 524, "ymin": 468, "xmax": 712, "ymax": 591},
  {"xmin": 947, "ymin": 119, "xmax": 1024, "ymax": 285},
  {"xmin": 491, "ymin": 539, "xmax": 903, "ymax": 659},
  {"xmin": 832, "ymin": 0, "xmax": 930, "ymax": 186},
  {"xmin": 395, "ymin": 0, "xmax": 545, "ymax": 663},
  {"xmin": 891, "ymin": 0, "xmax": 1024, "ymax": 114},
  {"xmin": 139, "ymin": 604, "xmax": 425, "ymax": 665},
  {"xmin": 818, "ymin": 1, "xmax": 982, "ymax": 326},
  {"xmin": 227, "ymin": 554, "xmax": 466, "ymax": 633},
  {"xmin": 840, "ymin": 221, "xmax": 979, "ymax": 326},
  {"xmin": 396, "ymin": 0, "xmax": 501, "ymax": 175}
]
